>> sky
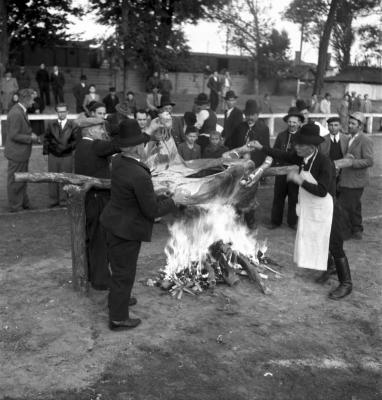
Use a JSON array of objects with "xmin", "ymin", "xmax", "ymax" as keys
[
  {"xmin": 70, "ymin": 0, "xmax": 317, "ymax": 62},
  {"xmin": 69, "ymin": 0, "xmax": 376, "ymax": 66}
]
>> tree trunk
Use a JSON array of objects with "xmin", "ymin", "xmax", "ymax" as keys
[
  {"xmin": 253, "ymin": 0, "xmax": 260, "ymax": 96},
  {"xmin": 121, "ymin": 0, "xmax": 130, "ymax": 94},
  {"xmin": 313, "ymin": 0, "xmax": 342, "ymax": 94},
  {"xmin": 0, "ymin": 0, "xmax": 8, "ymax": 68}
]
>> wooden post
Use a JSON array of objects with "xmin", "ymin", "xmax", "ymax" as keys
[{"xmin": 64, "ymin": 184, "xmax": 89, "ymax": 293}]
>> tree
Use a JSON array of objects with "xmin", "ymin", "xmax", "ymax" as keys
[
  {"xmin": 0, "ymin": 0, "xmax": 82, "ymax": 67},
  {"xmin": 283, "ymin": 0, "xmax": 327, "ymax": 55},
  {"xmin": 90, "ymin": 0, "xmax": 229, "ymax": 81},
  {"xmin": 207, "ymin": 0, "xmax": 285, "ymax": 95},
  {"xmin": 313, "ymin": 0, "xmax": 342, "ymax": 94}
]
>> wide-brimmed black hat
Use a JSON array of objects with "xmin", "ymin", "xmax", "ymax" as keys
[
  {"xmin": 194, "ymin": 93, "xmax": 210, "ymax": 105},
  {"xmin": 224, "ymin": 90, "xmax": 238, "ymax": 100},
  {"xmin": 160, "ymin": 94, "xmax": 175, "ymax": 108},
  {"xmin": 296, "ymin": 99, "xmax": 309, "ymax": 111},
  {"xmin": 244, "ymin": 99, "xmax": 259, "ymax": 115},
  {"xmin": 294, "ymin": 122, "xmax": 324, "ymax": 145},
  {"xmin": 117, "ymin": 119, "xmax": 150, "ymax": 147},
  {"xmin": 283, "ymin": 106, "xmax": 305, "ymax": 122}
]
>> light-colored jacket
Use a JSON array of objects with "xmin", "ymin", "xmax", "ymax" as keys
[{"xmin": 339, "ymin": 133, "xmax": 374, "ymax": 188}]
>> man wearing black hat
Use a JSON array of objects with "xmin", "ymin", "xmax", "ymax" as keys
[
  {"xmin": 268, "ymin": 107, "xmax": 304, "ymax": 229},
  {"xmin": 222, "ymin": 90, "xmax": 243, "ymax": 150},
  {"xmin": 194, "ymin": 93, "xmax": 217, "ymax": 151},
  {"xmin": 72, "ymin": 75, "xmax": 88, "ymax": 113},
  {"xmin": 100, "ymin": 119, "xmax": 179, "ymax": 330},
  {"xmin": 296, "ymin": 99, "xmax": 328, "ymax": 137},
  {"xmin": 251, "ymin": 123, "xmax": 353, "ymax": 300},
  {"xmin": 106, "ymin": 101, "xmax": 134, "ymax": 137},
  {"xmin": 74, "ymin": 117, "xmax": 120, "ymax": 290},
  {"xmin": 207, "ymin": 71, "xmax": 221, "ymax": 112},
  {"xmin": 103, "ymin": 87, "xmax": 120, "ymax": 114}
]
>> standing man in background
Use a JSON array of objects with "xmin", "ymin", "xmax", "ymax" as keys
[
  {"xmin": 72, "ymin": 75, "xmax": 88, "ymax": 113},
  {"xmin": 16, "ymin": 66, "xmax": 31, "ymax": 90},
  {"xmin": 4, "ymin": 89, "xmax": 39, "ymax": 212},
  {"xmin": 50, "ymin": 65, "xmax": 65, "ymax": 105},
  {"xmin": 222, "ymin": 90, "xmax": 243, "ymax": 150},
  {"xmin": 338, "ymin": 112, "xmax": 373, "ymax": 240},
  {"xmin": 43, "ymin": 103, "xmax": 80, "ymax": 207},
  {"xmin": 35, "ymin": 63, "xmax": 50, "ymax": 108},
  {"xmin": 207, "ymin": 71, "xmax": 221, "ymax": 112}
]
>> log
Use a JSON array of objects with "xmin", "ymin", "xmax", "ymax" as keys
[
  {"xmin": 63, "ymin": 184, "xmax": 89, "ymax": 293},
  {"xmin": 236, "ymin": 252, "xmax": 267, "ymax": 294}
]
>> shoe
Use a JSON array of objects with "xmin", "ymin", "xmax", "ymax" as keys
[
  {"xmin": 328, "ymin": 257, "xmax": 352, "ymax": 300},
  {"xmin": 109, "ymin": 318, "xmax": 141, "ymax": 331},
  {"xmin": 129, "ymin": 297, "xmax": 137, "ymax": 306},
  {"xmin": 288, "ymin": 224, "xmax": 297, "ymax": 231},
  {"xmin": 352, "ymin": 232, "xmax": 363, "ymax": 240},
  {"xmin": 23, "ymin": 204, "xmax": 35, "ymax": 210},
  {"xmin": 315, "ymin": 254, "xmax": 336, "ymax": 284},
  {"xmin": 49, "ymin": 203, "xmax": 59, "ymax": 208}
]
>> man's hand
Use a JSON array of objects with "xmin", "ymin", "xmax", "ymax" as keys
[
  {"xmin": 247, "ymin": 140, "xmax": 263, "ymax": 150},
  {"xmin": 31, "ymin": 133, "xmax": 40, "ymax": 143},
  {"xmin": 287, "ymin": 170, "xmax": 304, "ymax": 186},
  {"xmin": 172, "ymin": 188, "xmax": 191, "ymax": 206}
]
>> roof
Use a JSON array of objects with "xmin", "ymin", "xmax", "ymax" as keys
[{"xmin": 325, "ymin": 66, "xmax": 382, "ymax": 84}]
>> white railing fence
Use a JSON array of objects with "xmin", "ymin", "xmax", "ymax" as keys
[{"xmin": 1, "ymin": 112, "xmax": 381, "ymax": 147}]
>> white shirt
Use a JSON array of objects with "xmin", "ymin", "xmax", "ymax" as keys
[
  {"xmin": 330, "ymin": 133, "xmax": 340, "ymax": 143},
  {"xmin": 226, "ymin": 107, "xmax": 234, "ymax": 118},
  {"xmin": 348, "ymin": 133, "xmax": 359, "ymax": 148},
  {"xmin": 58, "ymin": 118, "xmax": 67, "ymax": 130},
  {"xmin": 18, "ymin": 103, "xmax": 27, "ymax": 113},
  {"xmin": 195, "ymin": 109, "xmax": 209, "ymax": 129}
]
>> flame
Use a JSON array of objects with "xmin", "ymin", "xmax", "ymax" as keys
[{"xmin": 163, "ymin": 203, "xmax": 266, "ymax": 280}]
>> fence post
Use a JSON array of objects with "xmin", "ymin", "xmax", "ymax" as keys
[{"xmin": 367, "ymin": 115, "xmax": 373, "ymax": 134}]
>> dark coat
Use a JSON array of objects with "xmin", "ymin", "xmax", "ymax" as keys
[
  {"xmin": 222, "ymin": 107, "xmax": 243, "ymax": 149},
  {"xmin": 72, "ymin": 83, "xmax": 88, "ymax": 113},
  {"xmin": 232, "ymin": 120, "xmax": 270, "ymax": 167},
  {"xmin": 4, "ymin": 103, "xmax": 33, "ymax": 162},
  {"xmin": 202, "ymin": 144, "xmax": 228, "ymax": 159},
  {"xmin": 102, "ymin": 94, "xmax": 120, "ymax": 114},
  {"xmin": 319, "ymin": 133, "xmax": 348, "ymax": 160},
  {"xmin": 100, "ymin": 156, "xmax": 176, "ymax": 242},
  {"xmin": 272, "ymin": 129, "xmax": 299, "ymax": 166},
  {"xmin": 199, "ymin": 109, "xmax": 217, "ymax": 134},
  {"xmin": 43, "ymin": 120, "xmax": 80, "ymax": 157},
  {"xmin": 265, "ymin": 147, "xmax": 336, "ymax": 198},
  {"xmin": 35, "ymin": 69, "xmax": 50, "ymax": 87},
  {"xmin": 74, "ymin": 137, "xmax": 120, "ymax": 179},
  {"xmin": 50, "ymin": 72, "xmax": 65, "ymax": 90}
]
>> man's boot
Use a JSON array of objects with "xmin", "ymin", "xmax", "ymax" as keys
[
  {"xmin": 328, "ymin": 257, "xmax": 352, "ymax": 300},
  {"xmin": 315, "ymin": 253, "xmax": 336, "ymax": 284}
]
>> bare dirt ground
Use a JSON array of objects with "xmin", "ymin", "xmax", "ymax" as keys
[{"xmin": 0, "ymin": 176, "xmax": 381, "ymax": 400}]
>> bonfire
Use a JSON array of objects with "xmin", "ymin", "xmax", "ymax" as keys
[{"xmin": 153, "ymin": 204, "xmax": 283, "ymax": 299}]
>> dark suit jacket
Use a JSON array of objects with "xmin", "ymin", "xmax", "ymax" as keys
[
  {"xmin": 222, "ymin": 107, "xmax": 243, "ymax": 149},
  {"xmin": 72, "ymin": 83, "xmax": 88, "ymax": 112},
  {"xmin": 36, "ymin": 69, "xmax": 50, "ymax": 87},
  {"xmin": 43, "ymin": 120, "xmax": 80, "ymax": 157},
  {"xmin": 207, "ymin": 76, "xmax": 221, "ymax": 93},
  {"xmin": 103, "ymin": 94, "xmax": 120, "ymax": 114},
  {"xmin": 319, "ymin": 133, "xmax": 348, "ymax": 159},
  {"xmin": 272, "ymin": 129, "xmax": 299, "ymax": 166},
  {"xmin": 4, "ymin": 103, "xmax": 33, "ymax": 162},
  {"xmin": 232, "ymin": 120, "xmax": 270, "ymax": 166},
  {"xmin": 100, "ymin": 156, "xmax": 176, "ymax": 242},
  {"xmin": 339, "ymin": 133, "xmax": 373, "ymax": 188},
  {"xmin": 50, "ymin": 72, "xmax": 65, "ymax": 89},
  {"xmin": 265, "ymin": 147, "xmax": 336, "ymax": 198},
  {"xmin": 74, "ymin": 137, "xmax": 120, "ymax": 179},
  {"xmin": 199, "ymin": 109, "xmax": 217, "ymax": 134},
  {"xmin": 171, "ymin": 116, "xmax": 186, "ymax": 145}
]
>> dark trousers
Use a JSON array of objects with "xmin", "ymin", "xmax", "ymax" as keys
[
  {"xmin": 85, "ymin": 190, "xmax": 110, "ymax": 289},
  {"xmin": 48, "ymin": 154, "xmax": 73, "ymax": 205},
  {"xmin": 271, "ymin": 175, "xmax": 298, "ymax": 226},
  {"xmin": 338, "ymin": 187, "xmax": 364, "ymax": 233},
  {"xmin": 210, "ymin": 91, "xmax": 219, "ymax": 112},
  {"xmin": 52, "ymin": 87, "xmax": 64, "ymax": 105},
  {"xmin": 39, "ymin": 84, "xmax": 50, "ymax": 107},
  {"xmin": 106, "ymin": 231, "xmax": 141, "ymax": 321},
  {"xmin": 329, "ymin": 202, "xmax": 346, "ymax": 259},
  {"xmin": 7, "ymin": 159, "xmax": 30, "ymax": 211}
]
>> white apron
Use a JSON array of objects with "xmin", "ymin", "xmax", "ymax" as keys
[{"xmin": 293, "ymin": 152, "xmax": 333, "ymax": 270}]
